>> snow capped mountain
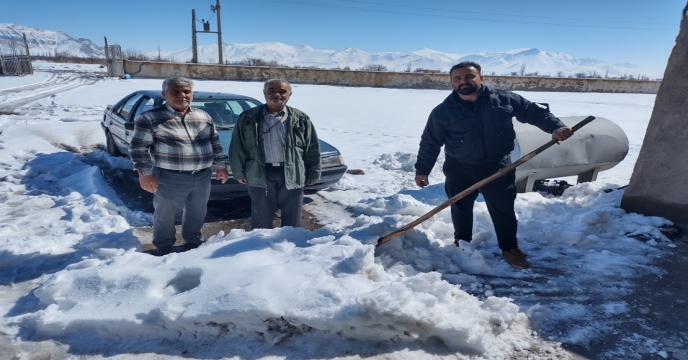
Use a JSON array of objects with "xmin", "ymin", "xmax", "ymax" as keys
[
  {"xmin": 158, "ymin": 42, "xmax": 651, "ymax": 78},
  {"xmin": 463, "ymin": 48, "xmax": 646, "ymax": 78},
  {"xmin": 0, "ymin": 23, "xmax": 651, "ymax": 78},
  {"xmin": 0, "ymin": 23, "xmax": 103, "ymax": 58}
]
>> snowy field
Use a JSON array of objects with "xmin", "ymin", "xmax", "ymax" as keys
[{"xmin": 0, "ymin": 63, "xmax": 678, "ymax": 359}]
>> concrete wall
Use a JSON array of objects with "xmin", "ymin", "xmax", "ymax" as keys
[
  {"xmin": 123, "ymin": 60, "xmax": 661, "ymax": 94},
  {"xmin": 621, "ymin": 3, "xmax": 688, "ymax": 227}
]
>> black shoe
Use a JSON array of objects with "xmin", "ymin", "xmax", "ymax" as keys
[
  {"xmin": 183, "ymin": 242, "xmax": 203, "ymax": 251},
  {"xmin": 146, "ymin": 247, "xmax": 173, "ymax": 256}
]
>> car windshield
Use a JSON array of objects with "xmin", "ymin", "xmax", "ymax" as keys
[{"xmin": 190, "ymin": 99, "xmax": 261, "ymax": 129}]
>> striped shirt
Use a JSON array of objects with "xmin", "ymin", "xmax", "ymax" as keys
[
  {"xmin": 129, "ymin": 104, "xmax": 227, "ymax": 175},
  {"xmin": 262, "ymin": 107, "xmax": 288, "ymax": 164}
]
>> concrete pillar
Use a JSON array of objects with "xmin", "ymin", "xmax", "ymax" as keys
[{"xmin": 621, "ymin": 2, "xmax": 688, "ymax": 227}]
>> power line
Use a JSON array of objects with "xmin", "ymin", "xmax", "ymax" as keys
[
  {"xmin": 331, "ymin": 0, "xmax": 668, "ymax": 26},
  {"xmin": 261, "ymin": 0, "xmax": 676, "ymax": 31}
]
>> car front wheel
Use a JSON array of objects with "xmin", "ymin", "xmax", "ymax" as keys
[{"xmin": 106, "ymin": 131, "xmax": 122, "ymax": 157}]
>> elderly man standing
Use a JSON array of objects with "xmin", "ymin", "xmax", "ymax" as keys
[
  {"xmin": 229, "ymin": 79, "xmax": 320, "ymax": 229},
  {"xmin": 129, "ymin": 77, "xmax": 229, "ymax": 256}
]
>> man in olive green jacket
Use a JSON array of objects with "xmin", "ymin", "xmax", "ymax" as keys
[{"xmin": 228, "ymin": 79, "xmax": 321, "ymax": 229}]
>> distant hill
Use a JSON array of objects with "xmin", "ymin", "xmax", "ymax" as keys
[
  {"xmin": 0, "ymin": 23, "xmax": 653, "ymax": 78},
  {"xmin": 157, "ymin": 41, "xmax": 653, "ymax": 78},
  {"xmin": 0, "ymin": 23, "xmax": 103, "ymax": 58}
]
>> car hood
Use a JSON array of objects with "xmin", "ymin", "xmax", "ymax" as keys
[{"xmin": 217, "ymin": 128, "xmax": 339, "ymax": 155}]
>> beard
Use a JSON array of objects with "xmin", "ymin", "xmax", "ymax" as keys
[{"xmin": 455, "ymin": 84, "xmax": 478, "ymax": 95}]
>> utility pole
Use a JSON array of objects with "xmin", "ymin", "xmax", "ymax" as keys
[
  {"xmin": 211, "ymin": 0, "xmax": 223, "ymax": 64},
  {"xmin": 191, "ymin": 1, "xmax": 223, "ymax": 64},
  {"xmin": 192, "ymin": 9, "xmax": 198, "ymax": 63}
]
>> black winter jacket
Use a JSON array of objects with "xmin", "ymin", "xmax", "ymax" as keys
[{"xmin": 415, "ymin": 85, "xmax": 566, "ymax": 175}]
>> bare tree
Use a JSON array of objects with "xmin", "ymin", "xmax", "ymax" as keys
[
  {"xmin": 226, "ymin": 59, "xmax": 249, "ymax": 65},
  {"xmin": 245, "ymin": 58, "xmax": 281, "ymax": 67},
  {"xmin": 246, "ymin": 57, "xmax": 263, "ymax": 66},
  {"xmin": 359, "ymin": 64, "xmax": 388, "ymax": 72},
  {"xmin": 124, "ymin": 49, "xmax": 150, "ymax": 61},
  {"xmin": 519, "ymin": 62, "xmax": 527, "ymax": 76},
  {"xmin": 587, "ymin": 70, "xmax": 602, "ymax": 79},
  {"xmin": 556, "ymin": 71, "xmax": 565, "ymax": 77}
]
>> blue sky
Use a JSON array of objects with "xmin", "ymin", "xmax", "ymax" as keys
[{"xmin": 1, "ymin": 0, "xmax": 685, "ymax": 75}]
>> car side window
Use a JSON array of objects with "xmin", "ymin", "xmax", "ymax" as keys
[
  {"xmin": 240, "ymin": 100, "xmax": 260, "ymax": 111},
  {"xmin": 226, "ymin": 101, "xmax": 243, "ymax": 115},
  {"xmin": 111, "ymin": 98, "xmax": 128, "ymax": 114},
  {"xmin": 118, "ymin": 94, "xmax": 144, "ymax": 120},
  {"xmin": 132, "ymin": 97, "xmax": 155, "ymax": 122},
  {"xmin": 228, "ymin": 101, "xmax": 260, "ymax": 125}
]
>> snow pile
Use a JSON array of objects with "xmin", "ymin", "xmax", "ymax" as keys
[
  {"xmin": 374, "ymin": 152, "xmax": 418, "ymax": 172},
  {"xmin": 0, "ymin": 149, "xmax": 143, "ymax": 281},
  {"xmin": 317, "ymin": 166, "xmax": 674, "ymax": 350},
  {"xmin": 11, "ymin": 175, "xmax": 673, "ymax": 357},
  {"xmin": 20, "ymin": 228, "xmax": 538, "ymax": 356}
]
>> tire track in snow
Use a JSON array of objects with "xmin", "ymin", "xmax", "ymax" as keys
[
  {"xmin": 0, "ymin": 73, "xmax": 58, "ymax": 96},
  {"xmin": 0, "ymin": 73, "xmax": 81, "ymax": 101},
  {"xmin": 0, "ymin": 76, "xmax": 99, "ymax": 115}
]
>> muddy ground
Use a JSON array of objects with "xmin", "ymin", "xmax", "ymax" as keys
[{"xmin": 97, "ymin": 163, "xmax": 322, "ymax": 252}]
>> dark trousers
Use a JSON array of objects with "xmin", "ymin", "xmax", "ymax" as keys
[
  {"xmin": 247, "ymin": 164, "xmax": 304, "ymax": 229},
  {"xmin": 152, "ymin": 167, "xmax": 211, "ymax": 251},
  {"xmin": 443, "ymin": 158, "xmax": 518, "ymax": 250}
]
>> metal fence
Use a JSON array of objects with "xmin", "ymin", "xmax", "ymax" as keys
[
  {"xmin": 105, "ymin": 45, "xmax": 124, "ymax": 77},
  {"xmin": 0, "ymin": 38, "xmax": 33, "ymax": 76}
]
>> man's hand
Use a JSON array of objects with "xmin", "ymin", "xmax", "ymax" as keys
[
  {"xmin": 237, "ymin": 178, "xmax": 247, "ymax": 184},
  {"xmin": 216, "ymin": 168, "xmax": 229, "ymax": 184},
  {"xmin": 415, "ymin": 175, "xmax": 429, "ymax": 188},
  {"xmin": 552, "ymin": 126, "xmax": 573, "ymax": 143},
  {"xmin": 139, "ymin": 174, "xmax": 158, "ymax": 193},
  {"xmin": 306, "ymin": 179, "xmax": 317, "ymax": 185}
]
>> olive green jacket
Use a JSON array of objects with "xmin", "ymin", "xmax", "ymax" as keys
[{"xmin": 228, "ymin": 104, "xmax": 321, "ymax": 189}]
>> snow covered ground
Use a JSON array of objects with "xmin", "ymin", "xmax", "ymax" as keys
[{"xmin": 0, "ymin": 64, "xmax": 680, "ymax": 359}]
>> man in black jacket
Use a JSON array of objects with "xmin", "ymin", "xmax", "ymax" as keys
[{"xmin": 414, "ymin": 61, "xmax": 572, "ymax": 269}]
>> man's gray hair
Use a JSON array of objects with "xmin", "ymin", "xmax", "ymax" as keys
[
  {"xmin": 163, "ymin": 77, "xmax": 194, "ymax": 92},
  {"xmin": 263, "ymin": 79, "xmax": 291, "ymax": 91}
]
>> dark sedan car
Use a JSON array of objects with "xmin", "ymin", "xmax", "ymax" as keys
[{"xmin": 101, "ymin": 90, "xmax": 347, "ymax": 199}]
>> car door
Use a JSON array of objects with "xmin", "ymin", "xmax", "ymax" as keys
[{"xmin": 110, "ymin": 93, "xmax": 144, "ymax": 148}]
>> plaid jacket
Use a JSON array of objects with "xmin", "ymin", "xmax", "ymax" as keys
[{"xmin": 129, "ymin": 104, "xmax": 227, "ymax": 176}]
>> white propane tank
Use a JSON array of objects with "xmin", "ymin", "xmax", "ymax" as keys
[{"xmin": 512, "ymin": 116, "xmax": 629, "ymax": 192}]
